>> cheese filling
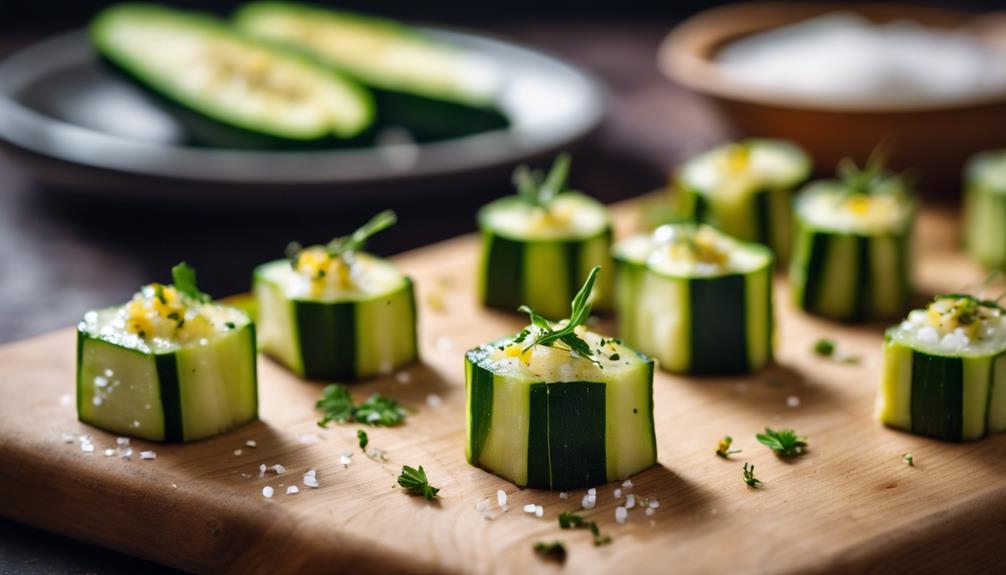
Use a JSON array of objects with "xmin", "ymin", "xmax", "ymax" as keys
[
  {"xmin": 680, "ymin": 140, "xmax": 809, "ymax": 197},
  {"xmin": 798, "ymin": 184, "xmax": 912, "ymax": 234},
  {"xmin": 615, "ymin": 224, "xmax": 770, "ymax": 277},
  {"xmin": 889, "ymin": 296, "xmax": 1006, "ymax": 356},
  {"xmin": 482, "ymin": 326, "xmax": 643, "ymax": 382}
]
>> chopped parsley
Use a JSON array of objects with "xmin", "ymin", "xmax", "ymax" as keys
[
  {"xmin": 357, "ymin": 429, "xmax": 368, "ymax": 451},
  {"xmin": 813, "ymin": 338, "xmax": 835, "ymax": 357},
  {"xmin": 903, "ymin": 453, "xmax": 914, "ymax": 467},
  {"xmin": 756, "ymin": 427, "xmax": 807, "ymax": 458},
  {"xmin": 316, "ymin": 384, "xmax": 406, "ymax": 428},
  {"xmin": 533, "ymin": 541, "xmax": 567, "ymax": 563},
  {"xmin": 743, "ymin": 463, "xmax": 762, "ymax": 488},
  {"xmin": 715, "ymin": 435, "xmax": 741, "ymax": 458},
  {"xmin": 171, "ymin": 262, "xmax": 211, "ymax": 303},
  {"xmin": 558, "ymin": 511, "xmax": 611, "ymax": 546},
  {"xmin": 518, "ymin": 266, "xmax": 601, "ymax": 362},
  {"xmin": 397, "ymin": 465, "xmax": 439, "ymax": 500}
]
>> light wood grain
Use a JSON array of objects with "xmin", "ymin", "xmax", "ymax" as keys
[{"xmin": 1, "ymin": 198, "xmax": 1005, "ymax": 575}]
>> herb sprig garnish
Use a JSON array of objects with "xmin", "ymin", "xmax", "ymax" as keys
[
  {"xmin": 397, "ymin": 465, "xmax": 440, "ymax": 500},
  {"xmin": 517, "ymin": 266, "xmax": 601, "ymax": 362},
  {"xmin": 171, "ymin": 262, "xmax": 210, "ymax": 303},
  {"xmin": 715, "ymin": 435, "xmax": 741, "ymax": 458},
  {"xmin": 533, "ymin": 541, "xmax": 567, "ymax": 563},
  {"xmin": 756, "ymin": 428, "xmax": 808, "ymax": 458},
  {"xmin": 357, "ymin": 429, "xmax": 368, "ymax": 451},
  {"xmin": 316, "ymin": 384, "xmax": 406, "ymax": 428},
  {"xmin": 903, "ymin": 453, "xmax": 914, "ymax": 467},
  {"xmin": 286, "ymin": 210, "xmax": 397, "ymax": 263},
  {"xmin": 558, "ymin": 511, "xmax": 612, "ymax": 546},
  {"xmin": 835, "ymin": 148, "xmax": 910, "ymax": 198},
  {"xmin": 514, "ymin": 153, "xmax": 571, "ymax": 209},
  {"xmin": 742, "ymin": 463, "xmax": 762, "ymax": 488}
]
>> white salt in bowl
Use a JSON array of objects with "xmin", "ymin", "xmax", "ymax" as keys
[{"xmin": 659, "ymin": 3, "xmax": 1006, "ymax": 192}]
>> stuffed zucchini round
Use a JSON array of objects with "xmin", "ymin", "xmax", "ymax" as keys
[
  {"xmin": 254, "ymin": 211, "xmax": 418, "ymax": 381},
  {"xmin": 963, "ymin": 150, "xmax": 1006, "ymax": 270},
  {"xmin": 677, "ymin": 139, "xmax": 811, "ymax": 262},
  {"xmin": 790, "ymin": 158, "xmax": 914, "ymax": 322},
  {"xmin": 77, "ymin": 264, "xmax": 258, "ymax": 442},
  {"xmin": 478, "ymin": 155, "xmax": 613, "ymax": 319},
  {"xmin": 465, "ymin": 268, "xmax": 656, "ymax": 489},
  {"xmin": 878, "ymin": 295, "xmax": 1006, "ymax": 441},
  {"xmin": 614, "ymin": 224, "xmax": 774, "ymax": 375}
]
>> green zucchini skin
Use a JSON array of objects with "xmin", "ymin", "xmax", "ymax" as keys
[
  {"xmin": 233, "ymin": 2, "xmax": 510, "ymax": 141},
  {"xmin": 90, "ymin": 3, "xmax": 374, "ymax": 148},
  {"xmin": 681, "ymin": 185, "xmax": 794, "ymax": 262},
  {"xmin": 76, "ymin": 321, "xmax": 259, "ymax": 443},
  {"xmin": 789, "ymin": 219, "xmax": 912, "ymax": 322},
  {"xmin": 464, "ymin": 338, "xmax": 656, "ymax": 490},
  {"xmin": 963, "ymin": 150, "xmax": 1006, "ymax": 270},
  {"xmin": 253, "ymin": 260, "xmax": 419, "ymax": 381},
  {"xmin": 878, "ymin": 335, "xmax": 1001, "ymax": 441},
  {"xmin": 613, "ymin": 232, "xmax": 774, "ymax": 375}
]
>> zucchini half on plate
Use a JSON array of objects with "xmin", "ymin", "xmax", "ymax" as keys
[
  {"xmin": 676, "ymin": 139, "xmax": 811, "ymax": 262},
  {"xmin": 790, "ymin": 159, "xmax": 914, "ymax": 322},
  {"xmin": 964, "ymin": 149, "xmax": 1006, "ymax": 270},
  {"xmin": 254, "ymin": 211, "xmax": 418, "ymax": 381},
  {"xmin": 465, "ymin": 268, "xmax": 656, "ymax": 489},
  {"xmin": 233, "ymin": 1, "xmax": 509, "ymax": 141},
  {"xmin": 90, "ymin": 3, "xmax": 374, "ymax": 148},
  {"xmin": 76, "ymin": 264, "xmax": 258, "ymax": 442},
  {"xmin": 614, "ymin": 223, "xmax": 774, "ymax": 375},
  {"xmin": 878, "ymin": 295, "xmax": 1006, "ymax": 441}
]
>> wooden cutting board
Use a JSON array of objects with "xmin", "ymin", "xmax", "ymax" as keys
[{"xmin": 2, "ymin": 198, "xmax": 1005, "ymax": 575}]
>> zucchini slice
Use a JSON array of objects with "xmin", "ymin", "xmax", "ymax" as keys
[
  {"xmin": 878, "ymin": 295, "xmax": 1006, "ymax": 441},
  {"xmin": 90, "ymin": 3, "xmax": 374, "ymax": 146},
  {"xmin": 613, "ymin": 224, "xmax": 774, "ymax": 375},
  {"xmin": 254, "ymin": 212, "xmax": 418, "ymax": 381},
  {"xmin": 677, "ymin": 139, "xmax": 811, "ymax": 262},
  {"xmin": 790, "ymin": 159, "xmax": 914, "ymax": 322},
  {"xmin": 76, "ymin": 264, "xmax": 257, "ymax": 442},
  {"xmin": 964, "ymin": 150, "xmax": 1006, "ymax": 270},
  {"xmin": 233, "ymin": 2, "xmax": 509, "ymax": 141},
  {"xmin": 478, "ymin": 155, "xmax": 613, "ymax": 319}
]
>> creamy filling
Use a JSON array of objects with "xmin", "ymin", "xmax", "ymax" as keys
[
  {"xmin": 615, "ymin": 224, "xmax": 769, "ymax": 277},
  {"xmin": 483, "ymin": 194, "xmax": 609, "ymax": 240},
  {"xmin": 797, "ymin": 184, "xmax": 912, "ymax": 234},
  {"xmin": 264, "ymin": 251, "xmax": 406, "ymax": 301},
  {"xmin": 681, "ymin": 140, "xmax": 808, "ymax": 196},
  {"xmin": 479, "ymin": 327, "xmax": 642, "ymax": 382},
  {"xmin": 889, "ymin": 297, "xmax": 1006, "ymax": 356}
]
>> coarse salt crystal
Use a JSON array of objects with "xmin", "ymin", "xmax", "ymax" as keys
[
  {"xmin": 645, "ymin": 507, "xmax": 655, "ymax": 517},
  {"xmin": 305, "ymin": 468, "xmax": 317, "ymax": 478},
  {"xmin": 587, "ymin": 488, "xmax": 596, "ymax": 496},
  {"xmin": 535, "ymin": 505, "xmax": 544, "ymax": 518},
  {"xmin": 340, "ymin": 454, "xmax": 352, "ymax": 466},
  {"xmin": 649, "ymin": 499, "xmax": 660, "ymax": 509},
  {"xmin": 614, "ymin": 488, "xmax": 622, "ymax": 498},
  {"xmin": 140, "ymin": 451, "xmax": 156, "ymax": 460},
  {"xmin": 559, "ymin": 492, "xmax": 569, "ymax": 500},
  {"xmin": 234, "ymin": 449, "xmax": 243, "ymax": 456},
  {"xmin": 270, "ymin": 464, "xmax": 286, "ymax": 474},
  {"xmin": 787, "ymin": 395, "xmax": 801, "ymax": 408},
  {"xmin": 622, "ymin": 479, "xmax": 634, "ymax": 489},
  {"xmin": 426, "ymin": 393, "xmax": 443, "ymax": 408},
  {"xmin": 104, "ymin": 448, "xmax": 115, "ymax": 456},
  {"xmin": 119, "ymin": 447, "xmax": 133, "ymax": 460},
  {"xmin": 262, "ymin": 486, "xmax": 274, "ymax": 498},
  {"xmin": 523, "ymin": 503, "xmax": 537, "ymax": 513},
  {"xmin": 81, "ymin": 443, "xmax": 94, "ymax": 453},
  {"xmin": 581, "ymin": 495, "xmax": 596, "ymax": 510},
  {"xmin": 246, "ymin": 440, "xmax": 257, "ymax": 448},
  {"xmin": 259, "ymin": 464, "xmax": 267, "ymax": 475},
  {"xmin": 615, "ymin": 506, "xmax": 628, "ymax": 524},
  {"xmin": 286, "ymin": 485, "xmax": 300, "ymax": 495},
  {"xmin": 497, "ymin": 489, "xmax": 507, "ymax": 508},
  {"xmin": 303, "ymin": 475, "xmax": 320, "ymax": 488},
  {"xmin": 116, "ymin": 437, "xmax": 130, "ymax": 446},
  {"xmin": 626, "ymin": 494, "xmax": 636, "ymax": 509}
]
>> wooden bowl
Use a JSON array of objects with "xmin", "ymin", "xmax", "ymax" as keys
[{"xmin": 659, "ymin": 2, "xmax": 1006, "ymax": 193}]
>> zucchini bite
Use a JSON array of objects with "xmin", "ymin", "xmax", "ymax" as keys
[
  {"xmin": 465, "ymin": 268, "xmax": 656, "ymax": 489},
  {"xmin": 878, "ymin": 295, "xmax": 1006, "ymax": 441},
  {"xmin": 233, "ymin": 2, "xmax": 509, "ymax": 141},
  {"xmin": 478, "ymin": 155, "xmax": 613, "ymax": 319},
  {"xmin": 964, "ymin": 150, "xmax": 1006, "ymax": 270},
  {"xmin": 677, "ymin": 139, "xmax": 811, "ymax": 262},
  {"xmin": 254, "ymin": 211, "xmax": 418, "ymax": 381},
  {"xmin": 90, "ymin": 3, "xmax": 373, "ymax": 148},
  {"xmin": 790, "ymin": 158, "xmax": 914, "ymax": 322},
  {"xmin": 77, "ymin": 263, "xmax": 257, "ymax": 442},
  {"xmin": 614, "ymin": 224, "xmax": 774, "ymax": 375}
]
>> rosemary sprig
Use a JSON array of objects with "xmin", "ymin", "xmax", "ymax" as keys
[
  {"xmin": 513, "ymin": 153, "xmax": 571, "ymax": 209},
  {"xmin": 517, "ymin": 266, "xmax": 600, "ymax": 361},
  {"xmin": 286, "ymin": 210, "xmax": 397, "ymax": 263}
]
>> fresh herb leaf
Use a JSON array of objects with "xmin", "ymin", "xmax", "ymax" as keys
[
  {"xmin": 558, "ymin": 511, "xmax": 611, "ymax": 546},
  {"xmin": 357, "ymin": 429, "xmax": 369, "ymax": 451},
  {"xmin": 397, "ymin": 465, "xmax": 439, "ymax": 500},
  {"xmin": 316, "ymin": 384, "xmax": 406, "ymax": 428},
  {"xmin": 519, "ymin": 266, "xmax": 601, "ymax": 362},
  {"xmin": 513, "ymin": 153, "xmax": 571, "ymax": 208},
  {"xmin": 533, "ymin": 540, "xmax": 567, "ymax": 563},
  {"xmin": 171, "ymin": 262, "xmax": 210, "ymax": 303},
  {"xmin": 756, "ymin": 427, "xmax": 807, "ymax": 458},
  {"xmin": 813, "ymin": 338, "xmax": 835, "ymax": 357},
  {"xmin": 903, "ymin": 453, "xmax": 914, "ymax": 467},
  {"xmin": 743, "ymin": 463, "xmax": 762, "ymax": 488},
  {"xmin": 288, "ymin": 211, "xmax": 397, "ymax": 264},
  {"xmin": 715, "ymin": 435, "xmax": 741, "ymax": 458},
  {"xmin": 609, "ymin": 353, "xmax": 620, "ymax": 361},
  {"xmin": 836, "ymin": 147, "xmax": 910, "ymax": 197}
]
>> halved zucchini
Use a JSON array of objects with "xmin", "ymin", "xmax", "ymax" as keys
[
  {"xmin": 233, "ymin": 1, "xmax": 509, "ymax": 140},
  {"xmin": 613, "ymin": 223, "xmax": 774, "ymax": 375},
  {"xmin": 76, "ymin": 264, "xmax": 258, "ymax": 442},
  {"xmin": 963, "ymin": 150, "xmax": 1006, "ymax": 270},
  {"xmin": 878, "ymin": 295, "xmax": 1006, "ymax": 441},
  {"xmin": 90, "ymin": 3, "xmax": 374, "ymax": 147},
  {"xmin": 676, "ymin": 139, "xmax": 811, "ymax": 262}
]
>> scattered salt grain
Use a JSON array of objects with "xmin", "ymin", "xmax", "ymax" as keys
[
  {"xmin": 140, "ymin": 451, "xmax": 156, "ymax": 460},
  {"xmin": 559, "ymin": 492, "xmax": 569, "ymax": 500},
  {"xmin": 259, "ymin": 464, "xmax": 267, "ymax": 476},
  {"xmin": 645, "ymin": 507, "xmax": 656, "ymax": 517},
  {"xmin": 298, "ymin": 433, "xmax": 320, "ymax": 445},
  {"xmin": 587, "ymin": 488, "xmax": 596, "ymax": 496},
  {"xmin": 340, "ymin": 454, "xmax": 352, "ymax": 467},
  {"xmin": 119, "ymin": 447, "xmax": 133, "ymax": 460},
  {"xmin": 622, "ymin": 479, "xmax": 634, "ymax": 489},
  {"xmin": 245, "ymin": 440, "xmax": 257, "ymax": 448},
  {"xmin": 233, "ymin": 449, "xmax": 242, "ymax": 456},
  {"xmin": 626, "ymin": 494, "xmax": 636, "ymax": 509},
  {"xmin": 615, "ymin": 506, "xmax": 628, "ymax": 524},
  {"xmin": 614, "ymin": 488, "xmax": 622, "ymax": 498},
  {"xmin": 395, "ymin": 371, "xmax": 411, "ymax": 384},
  {"xmin": 649, "ymin": 499, "xmax": 660, "ymax": 509},
  {"xmin": 104, "ymin": 448, "xmax": 115, "ymax": 456},
  {"xmin": 535, "ymin": 505, "xmax": 544, "ymax": 518},
  {"xmin": 81, "ymin": 443, "xmax": 95, "ymax": 453},
  {"xmin": 269, "ymin": 464, "xmax": 286, "ymax": 474},
  {"xmin": 132, "ymin": 420, "xmax": 140, "ymax": 428},
  {"xmin": 426, "ymin": 394, "xmax": 443, "ymax": 408},
  {"xmin": 497, "ymin": 489, "xmax": 507, "ymax": 508},
  {"xmin": 305, "ymin": 468, "xmax": 317, "ymax": 478},
  {"xmin": 59, "ymin": 394, "xmax": 72, "ymax": 407},
  {"xmin": 581, "ymin": 494, "xmax": 597, "ymax": 510},
  {"xmin": 116, "ymin": 437, "xmax": 130, "ymax": 447},
  {"xmin": 476, "ymin": 499, "xmax": 491, "ymax": 512},
  {"xmin": 286, "ymin": 486, "xmax": 300, "ymax": 495},
  {"xmin": 262, "ymin": 486, "xmax": 274, "ymax": 498},
  {"xmin": 61, "ymin": 432, "xmax": 75, "ymax": 444},
  {"xmin": 303, "ymin": 475, "xmax": 320, "ymax": 488},
  {"xmin": 786, "ymin": 395, "xmax": 801, "ymax": 408},
  {"xmin": 523, "ymin": 503, "xmax": 537, "ymax": 514}
]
